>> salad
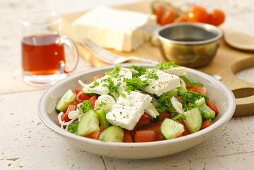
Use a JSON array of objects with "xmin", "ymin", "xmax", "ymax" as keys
[{"xmin": 56, "ymin": 62, "xmax": 219, "ymax": 142}]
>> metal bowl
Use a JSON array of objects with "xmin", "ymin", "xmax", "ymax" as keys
[{"xmin": 156, "ymin": 23, "xmax": 223, "ymax": 68}]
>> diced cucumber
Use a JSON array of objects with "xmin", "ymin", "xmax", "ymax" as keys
[
  {"xmin": 194, "ymin": 97, "xmax": 206, "ymax": 107},
  {"xmin": 183, "ymin": 108, "xmax": 202, "ymax": 133},
  {"xmin": 77, "ymin": 109, "xmax": 100, "ymax": 136},
  {"xmin": 94, "ymin": 95, "xmax": 115, "ymax": 112},
  {"xmin": 178, "ymin": 78, "xmax": 187, "ymax": 91},
  {"xmin": 161, "ymin": 118, "xmax": 185, "ymax": 139},
  {"xmin": 99, "ymin": 126, "xmax": 124, "ymax": 142},
  {"xmin": 199, "ymin": 104, "xmax": 215, "ymax": 120},
  {"xmin": 166, "ymin": 89, "xmax": 179, "ymax": 97},
  {"xmin": 56, "ymin": 89, "xmax": 75, "ymax": 112},
  {"xmin": 181, "ymin": 75, "xmax": 203, "ymax": 87},
  {"xmin": 96, "ymin": 109, "xmax": 110, "ymax": 129}
]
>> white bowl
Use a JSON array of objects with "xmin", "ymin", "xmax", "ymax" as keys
[{"xmin": 38, "ymin": 64, "xmax": 236, "ymax": 159}]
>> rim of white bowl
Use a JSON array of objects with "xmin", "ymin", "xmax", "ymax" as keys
[{"xmin": 38, "ymin": 64, "xmax": 236, "ymax": 148}]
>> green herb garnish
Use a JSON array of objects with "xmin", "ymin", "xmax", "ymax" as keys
[
  {"xmin": 90, "ymin": 80, "xmax": 99, "ymax": 88},
  {"xmin": 156, "ymin": 62, "xmax": 177, "ymax": 70},
  {"xmin": 129, "ymin": 65, "xmax": 147, "ymax": 77},
  {"xmin": 102, "ymin": 77, "xmax": 120, "ymax": 97},
  {"xmin": 106, "ymin": 65, "xmax": 121, "ymax": 77},
  {"xmin": 178, "ymin": 90, "xmax": 209, "ymax": 111},
  {"xmin": 80, "ymin": 100, "xmax": 92, "ymax": 113},
  {"xmin": 67, "ymin": 120, "xmax": 79, "ymax": 133},
  {"xmin": 124, "ymin": 77, "xmax": 148, "ymax": 92},
  {"xmin": 146, "ymin": 69, "xmax": 159, "ymax": 80}
]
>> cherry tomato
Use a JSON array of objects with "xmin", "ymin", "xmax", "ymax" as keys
[
  {"xmin": 160, "ymin": 9, "xmax": 177, "ymax": 25},
  {"xmin": 207, "ymin": 9, "xmax": 225, "ymax": 26},
  {"xmin": 185, "ymin": 5, "xmax": 209, "ymax": 23},
  {"xmin": 174, "ymin": 14, "xmax": 188, "ymax": 23},
  {"xmin": 153, "ymin": 5, "xmax": 166, "ymax": 24}
]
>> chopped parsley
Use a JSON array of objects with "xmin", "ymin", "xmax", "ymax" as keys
[
  {"xmin": 79, "ymin": 100, "xmax": 92, "ymax": 113},
  {"xmin": 90, "ymin": 80, "xmax": 99, "ymax": 88},
  {"xmin": 106, "ymin": 65, "xmax": 121, "ymax": 77},
  {"xmin": 67, "ymin": 120, "xmax": 79, "ymax": 133},
  {"xmin": 102, "ymin": 77, "xmax": 120, "ymax": 97},
  {"xmin": 146, "ymin": 69, "xmax": 159, "ymax": 80},
  {"xmin": 129, "ymin": 65, "xmax": 147, "ymax": 77},
  {"xmin": 156, "ymin": 92, "xmax": 178, "ymax": 113},
  {"xmin": 124, "ymin": 77, "xmax": 148, "ymax": 92},
  {"xmin": 156, "ymin": 62, "xmax": 178, "ymax": 70},
  {"xmin": 178, "ymin": 90, "xmax": 209, "ymax": 111}
]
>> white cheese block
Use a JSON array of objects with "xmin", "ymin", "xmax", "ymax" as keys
[
  {"xmin": 72, "ymin": 7, "xmax": 156, "ymax": 52},
  {"xmin": 106, "ymin": 91, "xmax": 152, "ymax": 130},
  {"xmin": 141, "ymin": 69, "xmax": 181, "ymax": 96},
  {"xmin": 163, "ymin": 67, "xmax": 186, "ymax": 77},
  {"xmin": 81, "ymin": 68, "xmax": 132, "ymax": 96}
]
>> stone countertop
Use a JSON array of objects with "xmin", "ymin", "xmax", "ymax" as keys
[{"xmin": 1, "ymin": 0, "xmax": 254, "ymax": 170}]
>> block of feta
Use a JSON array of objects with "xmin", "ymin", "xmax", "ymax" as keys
[
  {"xmin": 141, "ymin": 69, "xmax": 181, "ymax": 96},
  {"xmin": 162, "ymin": 67, "xmax": 186, "ymax": 77},
  {"xmin": 80, "ymin": 67, "xmax": 132, "ymax": 96},
  {"xmin": 72, "ymin": 7, "xmax": 156, "ymax": 52},
  {"xmin": 106, "ymin": 91, "xmax": 152, "ymax": 130}
]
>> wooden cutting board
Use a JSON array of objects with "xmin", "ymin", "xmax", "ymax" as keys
[{"xmin": 60, "ymin": 2, "xmax": 254, "ymax": 117}]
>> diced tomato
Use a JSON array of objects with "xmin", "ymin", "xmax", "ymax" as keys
[
  {"xmin": 143, "ymin": 122, "xmax": 163, "ymax": 141},
  {"xmin": 89, "ymin": 96, "xmax": 97, "ymax": 108},
  {"xmin": 134, "ymin": 130, "xmax": 156, "ymax": 142},
  {"xmin": 136, "ymin": 114, "xmax": 151, "ymax": 128},
  {"xmin": 85, "ymin": 131, "xmax": 101, "ymax": 140},
  {"xmin": 207, "ymin": 101, "xmax": 219, "ymax": 115},
  {"xmin": 159, "ymin": 112, "xmax": 172, "ymax": 121},
  {"xmin": 123, "ymin": 130, "xmax": 133, "ymax": 143},
  {"xmin": 77, "ymin": 92, "xmax": 90, "ymax": 101},
  {"xmin": 74, "ymin": 86, "xmax": 83, "ymax": 95},
  {"xmin": 61, "ymin": 105, "xmax": 76, "ymax": 122},
  {"xmin": 70, "ymin": 100, "xmax": 79, "ymax": 106},
  {"xmin": 201, "ymin": 120, "xmax": 211, "ymax": 129},
  {"xmin": 179, "ymin": 120, "xmax": 190, "ymax": 136},
  {"xmin": 187, "ymin": 86, "xmax": 207, "ymax": 95}
]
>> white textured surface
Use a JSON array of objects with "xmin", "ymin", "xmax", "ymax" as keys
[{"xmin": 1, "ymin": 0, "xmax": 254, "ymax": 169}]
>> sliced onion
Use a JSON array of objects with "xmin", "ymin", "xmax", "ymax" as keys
[{"xmin": 76, "ymin": 91, "xmax": 84, "ymax": 102}]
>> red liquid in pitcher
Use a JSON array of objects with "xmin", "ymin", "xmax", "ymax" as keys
[{"xmin": 22, "ymin": 34, "xmax": 65, "ymax": 75}]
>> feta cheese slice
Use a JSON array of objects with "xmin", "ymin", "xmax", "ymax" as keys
[
  {"xmin": 72, "ymin": 7, "xmax": 156, "ymax": 52},
  {"xmin": 106, "ymin": 91, "xmax": 152, "ymax": 130},
  {"xmin": 163, "ymin": 67, "xmax": 186, "ymax": 77},
  {"xmin": 80, "ymin": 76, "xmax": 110, "ymax": 95},
  {"xmin": 141, "ymin": 70, "xmax": 181, "ymax": 96}
]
